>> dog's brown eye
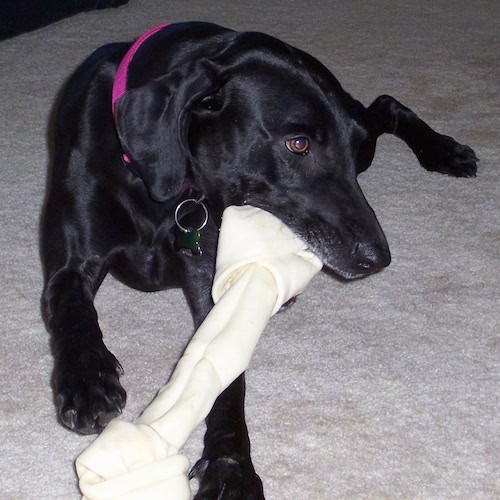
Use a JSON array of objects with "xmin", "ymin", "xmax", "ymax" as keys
[{"xmin": 285, "ymin": 137, "xmax": 310, "ymax": 155}]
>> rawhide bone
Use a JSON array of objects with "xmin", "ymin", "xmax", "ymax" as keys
[{"xmin": 76, "ymin": 205, "xmax": 322, "ymax": 499}]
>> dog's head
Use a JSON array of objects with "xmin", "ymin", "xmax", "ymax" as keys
[{"xmin": 115, "ymin": 27, "xmax": 390, "ymax": 279}]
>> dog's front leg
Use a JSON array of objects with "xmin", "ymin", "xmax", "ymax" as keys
[
  {"xmin": 192, "ymin": 373, "xmax": 264, "ymax": 500},
  {"xmin": 366, "ymin": 94, "xmax": 478, "ymax": 177},
  {"xmin": 42, "ymin": 260, "xmax": 126, "ymax": 434},
  {"xmin": 178, "ymin": 223, "xmax": 264, "ymax": 500}
]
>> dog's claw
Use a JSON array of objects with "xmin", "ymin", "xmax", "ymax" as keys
[
  {"xmin": 115, "ymin": 361, "xmax": 125, "ymax": 375},
  {"xmin": 61, "ymin": 408, "xmax": 78, "ymax": 430},
  {"xmin": 279, "ymin": 295, "xmax": 297, "ymax": 312}
]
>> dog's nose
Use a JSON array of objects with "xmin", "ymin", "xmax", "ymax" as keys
[{"xmin": 353, "ymin": 242, "xmax": 391, "ymax": 273}]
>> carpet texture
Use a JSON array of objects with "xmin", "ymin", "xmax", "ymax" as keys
[{"xmin": 0, "ymin": 1, "xmax": 498, "ymax": 498}]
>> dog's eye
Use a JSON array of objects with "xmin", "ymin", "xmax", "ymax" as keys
[
  {"xmin": 285, "ymin": 137, "xmax": 310, "ymax": 155},
  {"xmin": 199, "ymin": 94, "xmax": 223, "ymax": 111}
]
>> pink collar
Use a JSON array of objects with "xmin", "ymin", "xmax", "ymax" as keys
[
  {"xmin": 112, "ymin": 23, "xmax": 171, "ymax": 116},
  {"xmin": 112, "ymin": 23, "xmax": 171, "ymax": 163}
]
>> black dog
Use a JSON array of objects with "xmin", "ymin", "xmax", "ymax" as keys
[{"xmin": 41, "ymin": 22, "xmax": 477, "ymax": 498}]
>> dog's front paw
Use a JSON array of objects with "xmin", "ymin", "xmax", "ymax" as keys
[
  {"xmin": 415, "ymin": 133, "xmax": 478, "ymax": 177},
  {"xmin": 191, "ymin": 455, "xmax": 264, "ymax": 500},
  {"xmin": 54, "ymin": 348, "xmax": 126, "ymax": 434}
]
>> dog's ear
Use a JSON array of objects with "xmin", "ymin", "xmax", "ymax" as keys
[{"xmin": 114, "ymin": 70, "xmax": 212, "ymax": 202}]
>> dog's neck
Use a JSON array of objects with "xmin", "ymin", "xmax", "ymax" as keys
[{"xmin": 112, "ymin": 23, "xmax": 203, "ymax": 206}]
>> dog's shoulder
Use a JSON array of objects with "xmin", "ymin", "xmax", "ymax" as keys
[{"xmin": 56, "ymin": 43, "xmax": 129, "ymax": 125}]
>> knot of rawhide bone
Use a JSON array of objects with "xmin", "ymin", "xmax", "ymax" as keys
[
  {"xmin": 212, "ymin": 206, "xmax": 323, "ymax": 314},
  {"xmin": 76, "ymin": 205, "xmax": 322, "ymax": 500}
]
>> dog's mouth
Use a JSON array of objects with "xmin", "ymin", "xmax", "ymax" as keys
[
  {"xmin": 322, "ymin": 259, "xmax": 386, "ymax": 281},
  {"xmin": 306, "ymin": 242, "xmax": 390, "ymax": 281},
  {"xmin": 282, "ymin": 213, "xmax": 391, "ymax": 281},
  {"xmin": 237, "ymin": 200, "xmax": 391, "ymax": 281}
]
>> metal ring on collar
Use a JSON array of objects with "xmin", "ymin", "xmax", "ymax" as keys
[{"xmin": 174, "ymin": 198, "xmax": 209, "ymax": 233}]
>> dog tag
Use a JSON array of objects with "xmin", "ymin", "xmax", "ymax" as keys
[
  {"xmin": 174, "ymin": 197, "xmax": 208, "ymax": 256},
  {"xmin": 175, "ymin": 228, "xmax": 202, "ymax": 256}
]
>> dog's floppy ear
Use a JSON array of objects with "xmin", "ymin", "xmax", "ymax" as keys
[{"xmin": 115, "ymin": 70, "xmax": 211, "ymax": 202}]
